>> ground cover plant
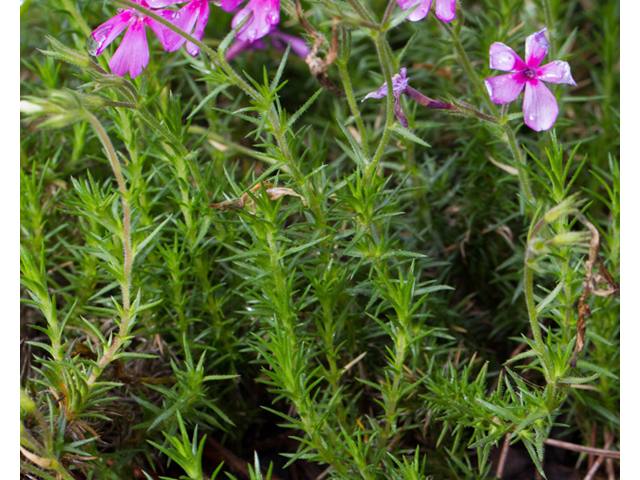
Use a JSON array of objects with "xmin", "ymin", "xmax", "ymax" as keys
[{"xmin": 20, "ymin": 0, "xmax": 620, "ymax": 478}]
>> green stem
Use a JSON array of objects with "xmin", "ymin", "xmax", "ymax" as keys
[
  {"xmin": 346, "ymin": 0, "xmax": 376, "ymax": 23},
  {"xmin": 59, "ymin": 0, "xmax": 92, "ymax": 37},
  {"xmin": 189, "ymin": 125, "xmax": 281, "ymax": 165},
  {"xmin": 136, "ymin": 106, "xmax": 207, "ymax": 195},
  {"xmin": 366, "ymin": 32, "xmax": 396, "ymax": 181},
  {"xmin": 336, "ymin": 57, "xmax": 370, "ymax": 157},
  {"xmin": 542, "ymin": 0, "xmax": 557, "ymax": 59},
  {"xmin": 381, "ymin": 0, "xmax": 398, "ymax": 27},
  {"xmin": 437, "ymin": 18, "xmax": 497, "ymax": 116},
  {"xmin": 84, "ymin": 112, "xmax": 133, "ymax": 387},
  {"xmin": 502, "ymin": 123, "xmax": 536, "ymax": 205},
  {"xmin": 524, "ymin": 219, "xmax": 555, "ymax": 381}
]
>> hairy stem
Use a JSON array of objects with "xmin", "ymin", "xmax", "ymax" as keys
[
  {"xmin": 366, "ymin": 32, "xmax": 396, "ymax": 180},
  {"xmin": 542, "ymin": 0, "xmax": 557, "ymax": 59},
  {"xmin": 437, "ymin": 17, "xmax": 497, "ymax": 116},
  {"xmin": 503, "ymin": 122, "xmax": 536, "ymax": 205},
  {"xmin": 59, "ymin": 0, "xmax": 92, "ymax": 37},
  {"xmin": 524, "ymin": 218, "xmax": 555, "ymax": 381},
  {"xmin": 336, "ymin": 57, "xmax": 370, "ymax": 157},
  {"xmin": 85, "ymin": 112, "xmax": 132, "ymax": 387}
]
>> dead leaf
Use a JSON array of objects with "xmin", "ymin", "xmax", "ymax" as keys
[
  {"xmin": 208, "ymin": 182, "xmax": 307, "ymax": 214},
  {"xmin": 486, "ymin": 153, "xmax": 518, "ymax": 175}
]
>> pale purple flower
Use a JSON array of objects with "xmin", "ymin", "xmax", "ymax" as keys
[
  {"xmin": 226, "ymin": 27, "xmax": 309, "ymax": 61},
  {"xmin": 398, "ymin": 0, "xmax": 456, "ymax": 22},
  {"xmin": 484, "ymin": 29, "xmax": 577, "ymax": 132},
  {"xmin": 362, "ymin": 68, "xmax": 454, "ymax": 127},
  {"xmin": 87, "ymin": 0, "xmax": 176, "ymax": 78}
]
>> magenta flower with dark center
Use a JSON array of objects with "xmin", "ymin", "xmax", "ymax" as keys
[
  {"xmin": 362, "ymin": 68, "xmax": 454, "ymax": 127},
  {"xmin": 485, "ymin": 29, "xmax": 577, "ymax": 132},
  {"xmin": 87, "ymin": 0, "xmax": 176, "ymax": 78},
  {"xmin": 398, "ymin": 0, "xmax": 456, "ymax": 22}
]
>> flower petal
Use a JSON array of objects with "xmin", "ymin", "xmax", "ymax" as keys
[
  {"xmin": 435, "ymin": 0, "xmax": 456, "ymax": 22},
  {"xmin": 394, "ymin": 97, "xmax": 409, "ymax": 127},
  {"xmin": 226, "ymin": 38, "xmax": 266, "ymax": 61},
  {"xmin": 398, "ymin": 0, "xmax": 433, "ymax": 22},
  {"xmin": 164, "ymin": 2, "xmax": 202, "ymax": 52},
  {"xmin": 219, "ymin": 0, "xmax": 244, "ymax": 12},
  {"xmin": 522, "ymin": 79, "xmax": 558, "ymax": 131},
  {"xmin": 89, "ymin": 11, "xmax": 132, "ymax": 56},
  {"xmin": 147, "ymin": 0, "xmax": 183, "ymax": 7},
  {"xmin": 269, "ymin": 29, "xmax": 310, "ymax": 58},
  {"xmin": 488, "ymin": 42, "xmax": 526, "ymax": 72},
  {"xmin": 109, "ymin": 19, "xmax": 149, "ymax": 78},
  {"xmin": 392, "ymin": 68, "xmax": 410, "ymax": 93},
  {"xmin": 362, "ymin": 82, "xmax": 389, "ymax": 101},
  {"xmin": 233, "ymin": 0, "xmax": 280, "ymax": 43},
  {"xmin": 536, "ymin": 60, "xmax": 577, "ymax": 85},
  {"xmin": 484, "ymin": 73, "xmax": 526, "ymax": 104},
  {"xmin": 186, "ymin": 1, "xmax": 210, "ymax": 56},
  {"xmin": 525, "ymin": 29, "xmax": 549, "ymax": 68},
  {"xmin": 146, "ymin": 10, "xmax": 178, "ymax": 51}
]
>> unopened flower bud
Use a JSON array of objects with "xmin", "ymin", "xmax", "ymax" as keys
[
  {"xmin": 20, "ymin": 390, "xmax": 36, "ymax": 413},
  {"xmin": 544, "ymin": 194, "xmax": 583, "ymax": 223},
  {"xmin": 546, "ymin": 231, "xmax": 591, "ymax": 247},
  {"xmin": 41, "ymin": 35, "xmax": 93, "ymax": 69}
]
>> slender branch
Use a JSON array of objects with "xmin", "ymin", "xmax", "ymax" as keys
[
  {"xmin": 502, "ymin": 122, "xmax": 536, "ymax": 205},
  {"xmin": 541, "ymin": 0, "xmax": 557, "ymax": 59},
  {"xmin": 544, "ymin": 438, "xmax": 619, "ymax": 459},
  {"xmin": 381, "ymin": 0, "xmax": 398, "ymax": 28},
  {"xmin": 136, "ymin": 106, "xmax": 207, "ymax": 195},
  {"xmin": 84, "ymin": 112, "xmax": 133, "ymax": 387},
  {"xmin": 189, "ymin": 125, "xmax": 281, "ymax": 164},
  {"xmin": 59, "ymin": 0, "xmax": 92, "ymax": 37},
  {"xmin": 437, "ymin": 18, "xmax": 497, "ymax": 116},
  {"xmin": 346, "ymin": 0, "xmax": 376, "ymax": 23},
  {"xmin": 336, "ymin": 57, "xmax": 370, "ymax": 157},
  {"xmin": 366, "ymin": 32, "xmax": 396, "ymax": 180}
]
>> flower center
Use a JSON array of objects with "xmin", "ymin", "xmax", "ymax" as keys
[{"xmin": 523, "ymin": 67, "xmax": 536, "ymax": 79}]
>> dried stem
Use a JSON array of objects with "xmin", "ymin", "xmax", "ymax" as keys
[{"xmin": 544, "ymin": 438, "xmax": 619, "ymax": 459}]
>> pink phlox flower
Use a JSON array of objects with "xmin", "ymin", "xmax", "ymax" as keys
[
  {"xmin": 163, "ymin": 0, "xmax": 211, "ymax": 56},
  {"xmin": 362, "ymin": 68, "xmax": 454, "ymax": 127},
  {"xmin": 226, "ymin": 26, "xmax": 309, "ymax": 61},
  {"xmin": 398, "ymin": 0, "xmax": 456, "ymax": 22},
  {"xmin": 88, "ymin": 0, "xmax": 175, "ymax": 79},
  {"xmin": 484, "ymin": 29, "xmax": 577, "ymax": 132},
  {"xmin": 231, "ymin": 0, "xmax": 280, "ymax": 43},
  {"xmin": 164, "ymin": 0, "xmax": 280, "ymax": 55}
]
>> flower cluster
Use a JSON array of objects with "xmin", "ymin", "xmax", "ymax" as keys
[
  {"xmin": 88, "ymin": 0, "xmax": 285, "ymax": 78},
  {"xmin": 88, "ymin": 2, "xmax": 575, "ymax": 132}
]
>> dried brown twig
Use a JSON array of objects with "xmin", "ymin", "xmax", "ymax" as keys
[
  {"xmin": 295, "ymin": 0, "xmax": 344, "ymax": 96},
  {"xmin": 208, "ymin": 182, "xmax": 306, "ymax": 213},
  {"xmin": 570, "ymin": 215, "xmax": 619, "ymax": 367},
  {"xmin": 544, "ymin": 437, "xmax": 619, "ymax": 459}
]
